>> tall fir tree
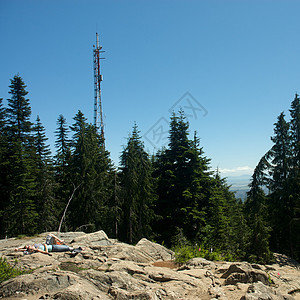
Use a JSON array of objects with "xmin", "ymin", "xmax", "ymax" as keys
[
  {"xmin": 33, "ymin": 116, "xmax": 57, "ymax": 232},
  {"xmin": 67, "ymin": 111, "xmax": 114, "ymax": 232},
  {"xmin": 0, "ymin": 98, "xmax": 5, "ymax": 132},
  {"xmin": 245, "ymin": 156, "xmax": 272, "ymax": 264},
  {"xmin": 119, "ymin": 123, "xmax": 155, "ymax": 244},
  {"xmin": 54, "ymin": 114, "xmax": 71, "ymax": 173},
  {"xmin": 4, "ymin": 75, "xmax": 38, "ymax": 236},
  {"xmin": 287, "ymin": 94, "xmax": 300, "ymax": 259},
  {"xmin": 6, "ymin": 75, "xmax": 32, "ymax": 141},
  {"xmin": 54, "ymin": 114, "xmax": 72, "ymax": 231},
  {"xmin": 268, "ymin": 112, "xmax": 292, "ymax": 255},
  {"xmin": 205, "ymin": 172, "xmax": 235, "ymax": 253},
  {"xmin": 154, "ymin": 112, "xmax": 212, "ymax": 246},
  {"xmin": 0, "ymin": 98, "xmax": 9, "ymax": 236},
  {"xmin": 289, "ymin": 94, "xmax": 300, "ymax": 171},
  {"xmin": 106, "ymin": 170, "xmax": 122, "ymax": 239},
  {"xmin": 154, "ymin": 111, "xmax": 192, "ymax": 245},
  {"xmin": 180, "ymin": 131, "xmax": 212, "ymax": 243}
]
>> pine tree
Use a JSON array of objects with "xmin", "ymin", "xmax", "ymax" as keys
[
  {"xmin": 287, "ymin": 94, "xmax": 300, "ymax": 259},
  {"xmin": 54, "ymin": 114, "xmax": 72, "ymax": 231},
  {"xmin": 154, "ymin": 112, "xmax": 212, "ymax": 246},
  {"xmin": 34, "ymin": 116, "xmax": 52, "ymax": 166},
  {"xmin": 4, "ymin": 75, "xmax": 38, "ymax": 236},
  {"xmin": 67, "ymin": 111, "xmax": 91, "ymax": 230},
  {"xmin": 119, "ymin": 123, "xmax": 155, "ymax": 244},
  {"xmin": 205, "ymin": 173, "xmax": 232, "ymax": 251},
  {"xmin": 231, "ymin": 199, "xmax": 250, "ymax": 259},
  {"xmin": 67, "ymin": 111, "xmax": 114, "ymax": 232},
  {"xmin": 268, "ymin": 112, "xmax": 292, "ymax": 255},
  {"xmin": 180, "ymin": 132, "xmax": 211, "ymax": 242},
  {"xmin": 0, "ymin": 98, "xmax": 5, "ymax": 132},
  {"xmin": 154, "ymin": 111, "xmax": 192, "ymax": 245},
  {"xmin": 54, "ymin": 114, "xmax": 71, "ymax": 172},
  {"xmin": 106, "ymin": 170, "xmax": 122, "ymax": 239},
  {"xmin": 33, "ymin": 116, "xmax": 57, "ymax": 232},
  {"xmin": 245, "ymin": 157, "xmax": 272, "ymax": 264},
  {"xmin": 0, "ymin": 98, "xmax": 9, "ymax": 236},
  {"xmin": 290, "ymin": 94, "xmax": 300, "ymax": 171},
  {"xmin": 6, "ymin": 75, "xmax": 32, "ymax": 141},
  {"xmin": 248, "ymin": 95, "xmax": 300, "ymax": 261}
]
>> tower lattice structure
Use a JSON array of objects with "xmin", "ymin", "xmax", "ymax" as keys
[{"xmin": 93, "ymin": 33, "xmax": 105, "ymax": 141}]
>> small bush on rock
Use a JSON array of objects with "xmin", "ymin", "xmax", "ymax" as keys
[
  {"xmin": 0, "ymin": 257, "xmax": 29, "ymax": 283},
  {"xmin": 173, "ymin": 244, "xmax": 237, "ymax": 263}
]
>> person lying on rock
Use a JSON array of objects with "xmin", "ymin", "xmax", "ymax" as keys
[{"xmin": 14, "ymin": 233, "xmax": 83, "ymax": 256}]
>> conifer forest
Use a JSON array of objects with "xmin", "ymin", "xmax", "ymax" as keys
[{"xmin": 0, "ymin": 75, "xmax": 299, "ymax": 263}]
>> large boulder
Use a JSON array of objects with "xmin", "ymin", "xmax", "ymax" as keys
[
  {"xmin": 241, "ymin": 282, "xmax": 286, "ymax": 300},
  {"xmin": 221, "ymin": 262, "xmax": 270, "ymax": 285},
  {"xmin": 183, "ymin": 257, "xmax": 216, "ymax": 270},
  {"xmin": 135, "ymin": 238, "xmax": 174, "ymax": 261},
  {"xmin": 71, "ymin": 230, "xmax": 112, "ymax": 246},
  {"xmin": 0, "ymin": 271, "xmax": 75, "ymax": 298}
]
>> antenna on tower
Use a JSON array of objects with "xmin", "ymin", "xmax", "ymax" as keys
[{"xmin": 93, "ymin": 32, "xmax": 105, "ymax": 142}]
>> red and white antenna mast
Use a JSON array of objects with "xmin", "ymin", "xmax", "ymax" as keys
[{"xmin": 93, "ymin": 32, "xmax": 105, "ymax": 141}]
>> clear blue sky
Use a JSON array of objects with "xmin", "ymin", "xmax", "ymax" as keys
[{"xmin": 1, "ymin": 0, "xmax": 299, "ymax": 176}]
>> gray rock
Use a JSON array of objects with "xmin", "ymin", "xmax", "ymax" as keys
[
  {"xmin": 135, "ymin": 238, "xmax": 174, "ymax": 262},
  {"xmin": 184, "ymin": 257, "xmax": 216, "ymax": 270},
  {"xmin": 241, "ymin": 282, "xmax": 285, "ymax": 300},
  {"xmin": 71, "ymin": 230, "xmax": 112, "ymax": 246},
  {"xmin": 1, "ymin": 232, "xmax": 300, "ymax": 300},
  {"xmin": 221, "ymin": 263, "xmax": 270, "ymax": 285}
]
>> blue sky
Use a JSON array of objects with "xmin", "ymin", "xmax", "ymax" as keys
[{"xmin": 1, "ymin": 0, "xmax": 299, "ymax": 176}]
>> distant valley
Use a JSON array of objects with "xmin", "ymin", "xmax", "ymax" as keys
[{"xmin": 225, "ymin": 174, "xmax": 251, "ymax": 200}]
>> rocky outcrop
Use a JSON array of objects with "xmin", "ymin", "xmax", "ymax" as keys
[
  {"xmin": 221, "ymin": 263, "xmax": 270, "ymax": 285},
  {"xmin": 0, "ymin": 231, "xmax": 299, "ymax": 299}
]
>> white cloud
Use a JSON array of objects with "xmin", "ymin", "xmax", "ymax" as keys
[{"xmin": 218, "ymin": 166, "xmax": 254, "ymax": 175}]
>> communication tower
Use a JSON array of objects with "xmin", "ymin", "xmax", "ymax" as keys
[{"xmin": 93, "ymin": 33, "xmax": 105, "ymax": 140}]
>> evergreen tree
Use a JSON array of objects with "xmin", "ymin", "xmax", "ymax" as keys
[
  {"xmin": 67, "ymin": 111, "xmax": 114, "ymax": 232},
  {"xmin": 33, "ymin": 116, "xmax": 57, "ymax": 232},
  {"xmin": 269, "ymin": 113, "xmax": 291, "ymax": 191},
  {"xmin": 6, "ymin": 75, "xmax": 32, "ymax": 141},
  {"xmin": 205, "ymin": 173, "xmax": 233, "ymax": 252},
  {"xmin": 54, "ymin": 114, "xmax": 71, "ymax": 172},
  {"xmin": 107, "ymin": 170, "xmax": 122, "ymax": 239},
  {"xmin": 231, "ymin": 199, "xmax": 250, "ymax": 259},
  {"xmin": 0, "ymin": 98, "xmax": 9, "ymax": 236},
  {"xmin": 180, "ymin": 132, "xmax": 211, "ymax": 242},
  {"xmin": 248, "ymin": 95, "xmax": 300, "ymax": 261},
  {"xmin": 154, "ymin": 112, "xmax": 212, "ymax": 246},
  {"xmin": 289, "ymin": 94, "xmax": 300, "ymax": 170},
  {"xmin": 154, "ymin": 111, "xmax": 192, "ymax": 245},
  {"xmin": 287, "ymin": 94, "xmax": 300, "ymax": 259},
  {"xmin": 4, "ymin": 75, "xmax": 38, "ymax": 236},
  {"xmin": 245, "ymin": 157, "xmax": 272, "ymax": 264},
  {"xmin": 119, "ymin": 123, "xmax": 155, "ymax": 244},
  {"xmin": 34, "ymin": 116, "xmax": 52, "ymax": 166},
  {"xmin": 268, "ymin": 113, "xmax": 292, "ymax": 255},
  {"xmin": 54, "ymin": 114, "xmax": 72, "ymax": 231},
  {"xmin": 0, "ymin": 98, "xmax": 5, "ymax": 132}
]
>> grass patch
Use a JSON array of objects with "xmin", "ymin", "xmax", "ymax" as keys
[
  {"xmin": 0, "ymin": 257, "xmax": 31, "ymax": 283},
  {"xmin": 16, "ymin": 233, "xmax": 41, "ymax": 240}
]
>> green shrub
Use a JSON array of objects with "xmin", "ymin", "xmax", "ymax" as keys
[
  {"xmin": 173, "ymin": 244, "xmax": 237, "ymax": 263},
  {"xmin": 173, "ymin": 245, "xmax": 195, "ymax": 263},
  {"xmin": 0, "ymin": 257, "xmax": 29, "ymax": 283}
]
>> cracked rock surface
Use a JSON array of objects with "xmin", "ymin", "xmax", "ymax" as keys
[{"xmin": 0, "ymin": 231, "xmax": 299, "ymax": 300}]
